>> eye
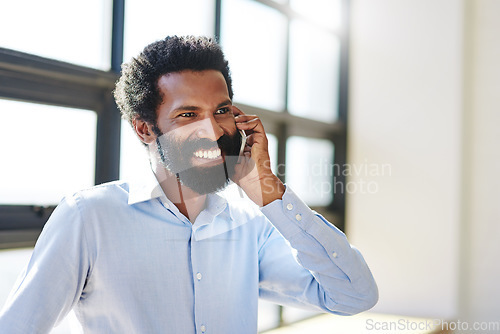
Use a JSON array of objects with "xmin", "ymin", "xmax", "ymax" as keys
[
  {"xmin": 215, "ymin": 107, "xmax": 230, "ymax": 115},
  {"xmin": 179, "ymin": 112, "xmax": 196, "ymax": 118}
]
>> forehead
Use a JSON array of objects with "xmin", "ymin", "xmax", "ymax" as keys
[{"xmin": 157, "ymin": 70, "xmax": 229, "ymax": 109}]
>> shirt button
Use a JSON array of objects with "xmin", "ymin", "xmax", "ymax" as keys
[
  {"xmin": 332, "ymin": 252, "xmax": 338, "ymax": 258},
  {"xmin": 286, "ymin": 203, "xmax": 294, "ymax": 211},
  {"xmin": 201, "ymin": 325, "xmax": 206, "ymax": 333},
  {"xmin": 196, "ymin": 272, "xmax": 202, "ymax": 281},
  {"xmin": 295, "ymin": 214, "xmax": 302, "ymax": 221}
]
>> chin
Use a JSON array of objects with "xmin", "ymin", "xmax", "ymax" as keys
[{"xmin": 176, "ymin": 164, "xmax": 232, "ymax": 195}]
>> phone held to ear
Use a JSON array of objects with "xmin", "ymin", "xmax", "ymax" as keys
[{"xmin": 239, "ymin": 130, "xmax": 247, "ymax": 158}]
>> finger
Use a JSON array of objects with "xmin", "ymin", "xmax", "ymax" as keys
[
  {"xmin": 232, "ymin": 105, "xmax": 246, "ymax": 117},
  {"xmin": 243, "ymin": 132, "xmax": 268, "ymax": 151},
  {"xmin": 234, "ymin": 114, "xmax": 259, "ymax": 124},
  {"xmin": 245, "ymin": 133, "xmax": 255, "ymax": 146},
  {"xmin": 235, "ymin": 117, "xmax": 262, "ymax": 131}
]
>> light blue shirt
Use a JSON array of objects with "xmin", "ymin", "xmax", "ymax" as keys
[{"xmin": 0, "ymin": 170, "xmax": 377, "ymax": 333}]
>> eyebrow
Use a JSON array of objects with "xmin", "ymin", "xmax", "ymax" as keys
[
  {"xmin": 216, "ymin": 99, "xmax": 233, "ymax": 109},
  {"xmin": 172, "ymin": 99, "xmax": 232, "ymax": 113}
]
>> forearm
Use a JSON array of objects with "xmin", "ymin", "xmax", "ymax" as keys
[{"xmin": 260, "ymin": 186, "xmax": 378, "ymax": 314}]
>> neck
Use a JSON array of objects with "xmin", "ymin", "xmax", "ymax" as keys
[{"xmin": 152, "ymin": 158, "xmax": 207, "ymax": 223}]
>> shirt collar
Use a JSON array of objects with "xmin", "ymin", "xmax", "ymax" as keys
[
  {"xmin": 127, "ymin": 167, "xmax": 237, "ymax": 222},
  {"xmin": 127, "ymin": 167, "xmax": 166, "ymax": 205},
  {"xmin": 192, "ymin": 185, "xmax": 251, "ymax": 241},
  {"xmin": 127, "ymin": 169, "xmax": 256, "ymax": 240}
]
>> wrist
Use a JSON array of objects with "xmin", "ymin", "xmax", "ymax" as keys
[{"xmin": 259, "ymin": 174, "xmax": 285, "ymax": 206}]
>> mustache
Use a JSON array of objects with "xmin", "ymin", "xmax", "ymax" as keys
[{"xmin": 181, "ymin": 133, "xmax": 239, "ymax": 156}]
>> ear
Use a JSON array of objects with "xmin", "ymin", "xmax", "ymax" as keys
[{"xmin": 133, "ymin": 118, "xmax": 156, "ymax": 145}]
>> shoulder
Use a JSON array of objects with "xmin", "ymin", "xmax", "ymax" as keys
[
  {"xmin": 37, "ymin": 181, "xmax": 131, "ymax": 244},
  {"xmin": 58, "ymin": 180, "xmax": 132, "ymax": 215},
  {"xmin": 71, "ymin": 180, "xmax": 129, "ymax": 201}
]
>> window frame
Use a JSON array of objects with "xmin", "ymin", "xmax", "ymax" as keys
[
  {"xmin": 0, "ymin": 0, "xmax": 350, "ymax": 331},
  {"xmin": 0, "ymin": 0, "xmax": 350, "ymax": 250},
  {"xmin": 0, "ymin": 0, "xmax": 124, "ymax": 249},
  {"xmin": 217, "ymin": 0, "xmax": 350, "ymax": 230},
  {"xmin": 222, "ymin": 1, "xmax": 350, "ymax": 329}
]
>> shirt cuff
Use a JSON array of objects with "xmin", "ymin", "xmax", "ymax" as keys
[
  {"xmin": 260, "ymin": 185, "xmax": 353, "ymax": 261},
  {"xmin": 259, "ymin": 185, "xmax": 310, "ymax": 237}
]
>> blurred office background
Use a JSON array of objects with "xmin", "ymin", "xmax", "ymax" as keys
[{"xmin": 1, "ymin": 0, "xmax": 499, "ymax": 333}]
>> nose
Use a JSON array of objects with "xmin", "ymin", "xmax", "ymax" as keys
[{"xmin": 195, "ymin": 115, "xmax": 224, "ymax": 141}]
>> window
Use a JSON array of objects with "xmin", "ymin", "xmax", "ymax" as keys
[
  {"xmin": 288, "ymin": 19, "xmax": 341, "ymax": 122},
  {"xmin": 123, "ymin": 0, "xmax": 215, "ymax": 61},
  {"xmin": 0, "ymin": 100, "xmax": 96, "ymax": 205},
  {"xmin": 286, "ymin": 136, "xmax": 335, "ymax": 206},
  {"xmin": 0, "ymin": 0, "xmax": 112, "ymax": 70},
  {"xmin": 218, "ymin": 0, "xmax": 349, "ymax": 329},
  {"xmin": 0, "ymin": 0, "xmax": 121, "ymax": 248},
  {"xmin": 0, "ymin": 0, "xmax": 350, "ymax": 331},
  {"xmin": 221, "ymin": 0, "xmax": 287, "ymax": 111}
]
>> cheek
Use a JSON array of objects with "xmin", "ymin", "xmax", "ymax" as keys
[
  {"xmin": 157, "ymin": 128, "xmax": 185, "ymax": 152},
  {"xmin": 219, "ymin": 119, "xmax": 237, "ymax": 134},
  {"xmin": 159, "ymin": 123, "xmax": 194, "ymax": 139}
]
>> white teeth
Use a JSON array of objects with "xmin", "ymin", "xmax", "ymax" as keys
[{"xmin": 194, "ymin": 149, "xmax": 221, "ymax": 160}]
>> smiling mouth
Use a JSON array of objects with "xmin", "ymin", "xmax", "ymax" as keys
[{"xmin": 193, "ymin": 148, "xmax": 222, "ymax": 160}]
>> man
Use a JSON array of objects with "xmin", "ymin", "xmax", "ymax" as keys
[{"xmin": 0, "ymin": 36, "xmax": 377, "ymax": 333}]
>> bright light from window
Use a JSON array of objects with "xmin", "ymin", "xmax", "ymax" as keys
[
  {"xmin": 221, "ymin": 0, "xmax": 287, "ymax": 112},
  {"xmin": 290, "ymin": 0, "xmax": 342, "ymax": 30},
  {"xmin": 119, "ymin": 120, "xmax": 152, "ymax": 182},
  {"xmin": 288, "ymin": 20, "xmax": 341, "ymax": 123},
  {"xmin": 0, "ymin": 0, "xmax": 112, "ymax": 70},
  {"xmin": 267, "ymin": 133, "xmax": 278, "ymax": 175},
  {"xmin": 0, "ymin": 100, "xmax": 96, "ymax": 205},
  {"xmin": 124, "ymin": 0, "xmax": 215, "ymax": 62},
  {"xmin": 286, "ymin": 136, "xmax": 334, "ymax": 206}
]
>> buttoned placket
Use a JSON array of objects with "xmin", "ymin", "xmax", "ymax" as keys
[
  {"xmin": 157, "ymin": 195, "xmax": 204, "ymax": 331},
  {"xmin": 159, "ymin": 193, "xmax": 226, "ymax": 334},
  {"xmin": 158, "ymin": 196, "xmax": 192, "ymax": 226},
  {"xmin": 191, "ymin": 224, "xmax": 207, "ymax": 334}
]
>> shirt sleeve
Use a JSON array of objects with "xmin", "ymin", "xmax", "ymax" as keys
[
  {"xmin": 258, "ymin": 186, "xmax": 378, "ymax": 315},
  {"xmin": 0, "ymin": 194, "xmax": 90, "ymax": 333}
]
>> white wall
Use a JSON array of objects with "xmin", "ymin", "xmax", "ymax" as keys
[
  {"xmin": 459, "ymin": 0, "xmax": 500, "ymax": 328},
  {"xmin": 347, "ymin": 0, "xmax": 500, "ymax": 325}
]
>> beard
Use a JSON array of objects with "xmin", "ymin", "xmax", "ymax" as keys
[{"xmin": 155, "ymin": 129, "xmax": 242, "ymax": 195}]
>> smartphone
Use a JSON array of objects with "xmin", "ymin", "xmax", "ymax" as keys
[{"xmin": 239, "ymin": 130, "xmax": 247, "ymax": 157}]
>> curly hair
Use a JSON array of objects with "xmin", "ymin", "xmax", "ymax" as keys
[{"xmin": 114, "ymin": 36, "xmax": 233, "ymax": 127}]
